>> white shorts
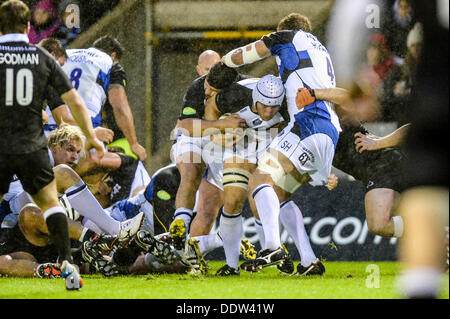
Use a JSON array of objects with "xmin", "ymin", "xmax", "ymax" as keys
[
  {"xmin": 172, "ymin": 134, "xmax": 205, "ymax": 162},
  {"xmin": 204, "ymin": 160, "xmax": 224, "ymax": 191},
  {"xmin": 269, "ymin": 122, "xmax": 335, "ymax": 187}
]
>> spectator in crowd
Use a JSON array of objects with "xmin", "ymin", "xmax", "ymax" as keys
[
  {"xmin": 382, "ymin": 0, "xmax": 415, "ymax": 60},
  {"xmin": 367, "ymin": 32, "xmax": 396, "ymax": 82},
  {"xmin": 28, "ymin": 0, "xmax": 60, "ymax": 44},
  {"xmin": 379, "ymin": 22, "xmax": 423, "ymax": 122},
  {"xmin": 355, "ymin": 32, "xmax": 397, "ymax": 119}
]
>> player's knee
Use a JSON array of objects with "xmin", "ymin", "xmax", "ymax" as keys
[
  {"xmin": 366, "ymin": 217, "xmax": 389, "ymax": 236},
  {"xmin": 248, "ymin": 172, "xmax": 272, "ymax": 193},
  {"xmin": 0, "ymin": 254, "xmax": 13, "ymax": 273},
  {"xmin": 53, "ymin": 164, "xmax": 80, "ymax": 181},
  {"xmin": 18, "ymin": 205, "xmax": 48, "ymax": 246},
  {"xmin": 53, "ymin": 164, "xmax": 82, "ymax": 191},
  {"xmin": 19, "ymin": 204, "xmax": 42, "ymax": 228},
  {"xmin": 223, "ymin": 197, "xmax": 244, "ymax": 214}
]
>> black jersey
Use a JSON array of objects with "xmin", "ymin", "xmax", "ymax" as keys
[
  {"xmin": 178, "ymin": 73, "xmax": 251, "ymax": 121},
  {"xmin": 0, "ymin": 34, "xmax": 73, "ymax": 154},
  {"xmin": 103, "ymin": 62, "xmax": 128, "ymax": 139},
  {"xmin": 106, "ymin": 153, "xmax": 139, "ymax": 203},
  {"xmin": 46, "ymin": 86, "xmax": 65, "ymax": 111}
]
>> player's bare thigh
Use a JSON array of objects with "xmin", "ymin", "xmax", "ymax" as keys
[{"xmin": 365, "ymin": 188, "xmax": 399, "ymax": 236}]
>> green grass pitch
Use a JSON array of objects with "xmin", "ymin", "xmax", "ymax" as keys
[{"xmin": 0, "ymin": 261, "xmax": 448, "ymax": 299}]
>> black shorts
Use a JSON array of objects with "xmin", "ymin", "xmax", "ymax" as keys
[
  {"xmin": 0, "ymin": 147, "xmax": 54, "ymax": 195},
  {"xmin": 333, "ymin": 125, "xmax": 408, "ymax": 194},
  {"xmin": 363, "ymin": 149, "xmax": 408, "ymax": 193},
  {"xmin": 0, "ymin": 225, "xmax": 58, "ymax": 263}
]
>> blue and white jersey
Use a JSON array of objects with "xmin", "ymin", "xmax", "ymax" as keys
[
  {"xmin": 62, "ymin": 48, "xmax": 113, "ymax": 127},
  {"xmin": 262, "ymin": 30, "xmax": 341, "ymax": 135}
]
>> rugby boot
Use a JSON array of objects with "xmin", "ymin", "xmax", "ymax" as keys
[
  {"xmin": 216, "ymin": 264, "xmax": 240, "ymax": 276},
  {"xmin": 169, "ymin": 218, "xmax": 187, "ymax": 250},
  {"xmin": 240, "ymin": 237, "xmax": 257, "ymax": 260},
  {"xmin": 182, "ymin": 237, "xmax": 208, "ymax": 275},
  {"xmin": 277, "ymin": 243, "xmax": 294, "ymax": 274},
  {"xmin": 240, "ymin": 247, "xmax": 287, "ymax": 272},
  {"xmin": 81, "ymin": 240, "xmax": 119, "ymax": 277},
  {"xmin": 118, "ymin": 211, "xmax": 145, "ymax": 244},
  {"xmin": 295, "ymin": 259, "xmax": 325, "ymax": 276},
  {"xmin": 61, "ymin": 260, "xmax": 83, "ymax": 290},
  {"xmin": 135, "ymin": 230, "xmax": 181, "ymax": 264},
  {"xmin": 36, "ymin": 263, "xmax": 62, "ymax": 279}
]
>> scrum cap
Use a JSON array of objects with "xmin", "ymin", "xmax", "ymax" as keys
[{"xmin": 252, "ymin": 75, "xmax": 285, "ymax": 107}]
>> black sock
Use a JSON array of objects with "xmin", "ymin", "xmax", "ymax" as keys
[{"xmin": 46, "ymin": 212, "xmax": 73, "ymax": 263}]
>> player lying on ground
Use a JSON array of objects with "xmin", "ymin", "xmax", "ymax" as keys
[{"xmin": 81, "ymin": 163, "xmax": 260, "ymax": 276}]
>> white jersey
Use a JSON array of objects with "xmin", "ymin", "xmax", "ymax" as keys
[
  {"xmin": 219, "ymin": 78, "xmax": 288, "ymax": 165},
  {"xmin": 62, "ymin": 48, "xmax": 113, "ymax": 127},
  {"xmin": 262, "ymin": 30, "xmax": 341, "ymax": 132},
  {"xmin": 233, "ymin": 78, "xmax": 285, "ymax": 131}
]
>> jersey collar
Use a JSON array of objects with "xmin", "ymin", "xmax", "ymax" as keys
[{"xmin": 0, "ymin": 33, "xmax": 29, "ymax": 44}]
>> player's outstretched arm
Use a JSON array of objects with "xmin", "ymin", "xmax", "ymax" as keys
[
  {"xmin": 179, "ymin": 115, "xmax": 247, "ymax": 137},
  {"xmin": 51, "ymin": 104, "xmax": 77, "ymax": 126},
  {"xmin": 75, "ymin": 150, "xmax": 122, "ymax": 177},
  {"xmin": 222, "ymin": 40, "xmax": 271, "ymax": 67},
  {"xmin": 108, "ymin": 84, "xmax": 147, "ymax": 161},
  {"xmin": 296, "ymin": 87, "xmax": 351, "ymax": 109},
  {"xmin": 61, "ymin": 89, "xmax": 104, "ymax": 158},
  {"xmin": 354, "ymin": 123, "xmax": 411, "ymax": 153}
]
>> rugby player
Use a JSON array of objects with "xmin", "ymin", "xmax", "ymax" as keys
[
  {"xmin": 0, "ymin": 0, "xmax": 104, "ymax": 290},
  {"xmin": 169, "ymin": 60, "xmax": 248, "ymax": 250},
  {"xmin": 222, "ymin": 13, "xmax": 340, "ymax": 273},
  {"xmin": 39, "ymin": 37, "xmax": 114, "ymax": 145},
  {"xmin": 296, "ymin": 87, "xmax": 409, "ymax": 239},
  {"xmin": 93, "ymin": 35, "xmax": 147, "ymax": 161}
]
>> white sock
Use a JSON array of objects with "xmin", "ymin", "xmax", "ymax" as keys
[
  {"xmin": 254, "ymin": 218, "xmax": 265, "ymax": 249},
  {"xmin": 397, "ymin": 267, "xmax": 444, "ymax": 298},
  {"xmin": 279, "ymin": 200, "xmax": 317, "ymax": 266},
  {"xmin": 194, "ymin": 232, "xmax": 223, "ymax": 255},
  {"xmin": 174, "ymin": 207, "xmax": 194, "ymax": 231},
  {"xmin": 219, "ymin": 209, "xmax": 243, "ymax": 270},
  {"xmin": 82, "ymin": 217, "xmax": 104, "ymax": 234},
  {"xmin": 252, "ymin": 184, "xmax": 281, "ymax": 251},
  {"xmin": 66, "ymin": 181, "xmax": 120, "ymax": 235},
  {"xmin": 393, "ymin": 216, "xmax": 404, "ymax": 238},
  {"xmin": 107, "ymin": 192, "xmax": 155, "ymax": 234}
]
